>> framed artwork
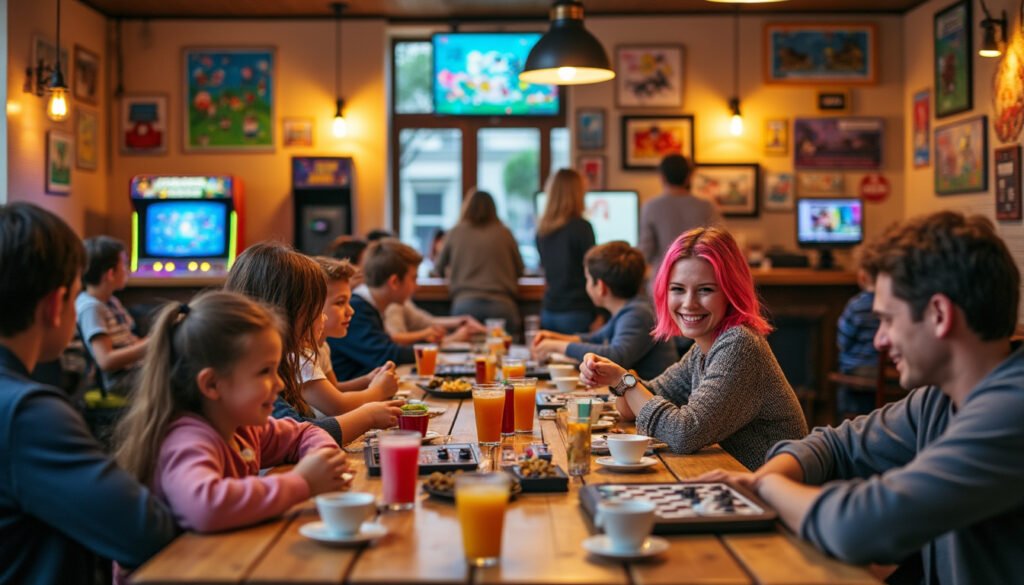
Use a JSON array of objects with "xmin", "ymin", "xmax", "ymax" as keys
[
  {"xmin": 764, "ymin": 171, "xmax": 795, "ymax": 212},
  {"xmin": 46, "ymin": 131, "xmax": 72, "ymax": 195},
  {"xmin": 794, "ymin": 117, "xmax": 883, "ymax": 169},
  {"xmin": 577, "ymin": 155, "xmax": 606, "ymax": 190},
  {"xmin": 31, "ymin": 35, "xmax": 68, "ymax": 96},
  {"xmin": 282, "ymin": 117, "xmax": 314, "ymax": 147},
  {"xmin": 993, "ymin": 41, "xmax": 1024, "ymax": 143},
  {"xmin": 934, "ymin": 1, "xmax": 972, "ymax": 118},
  {"xmin": 797, "ymin": 172, "xmax": 846, "ymax": 196},
  {"xmin": 764, "ymin": 23, "xmax": 877, "ymax": 85},
  {"xmin": 73, "ymin": 45, "xmax": 100, "ymax": 105},
  {"xmin": 184, "ymin": 47, "xmax": 275, "ymax": 152},
  {"xmin": 995, "ymin": 145, "xmax": 1022, "ymax": 221},
  {"xmin": 691, "ymin": 163, "xmax": 760, "ymax": 217},
  {"xmin": 75, "ymin": 109, "xmax": 98, "ymax": 171},
  {"xmin": 615, "ymin": 45, "xmax": 685, "ymax": 107},
  {"xmin": 764, "ymin": 119, "xmax": 789, "ymax": 155},
  {"xmin": 935, "ymin": 115, "xmax": 987, "ymax": 195},
  {"xmin": 621, "ymin": 115, "xmax": 695, "ymax": 170},
  {"xmin": 576, "ymin": 108, "xmax": 606, "ymax": 150},
  {"xmin": 816, "ymin": 89, "xmax": 851, "ymax": 112},
  {"xmin": 120, "ymin": 94, "xmax": 168, "ymax": 155},
  {"xmin": 913, "ymin": 89, "xmax": 931, "ymax": 168}
]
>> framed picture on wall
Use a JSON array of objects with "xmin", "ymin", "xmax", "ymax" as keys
[
  {"xmin": 621, "ymin": 115, "xmax": 695, "ymax": 170},
  {"xmin": 993, "ymin": 44, "xmax": 1024, "ymax": 143},
  {"xmin": 763, "ymin": 171, "xmax": 795, "ymax": 212},
  {"xmin": 794, "ymin": 117, "xmax": 883, "ymax": 169},
  {"xmin": 576, "ymin": 108, "xmax": 605, "ymax": 150},
  {"xmin": 46, "ymin": 131, "xmax": 72, "ymax": 195},
  {"xmin": 183, "ymin": 47, "xmax": 275, "ymax": 152},
  {"xmin": 913, "ymin": 89, "xmax": 931, "ymax": 167},
  {"xmin": 995, "ymin": 145, "xmax": 1021, "ymax": 221},
  {"xmin": 577, "ymin": 154, "xmax": 606, "ymax": 190},
  {"xmin": 797, "ymin": 172, "xmax": 846, "ymax": 196},
  {"xmin": 691, "ymin": 163, "xmax": 760, "ymax": 217},
  {"xmin": 764, "ymin": 119, "xmax": 789, "ymax": 155},
  {"xmin": 615, "ymin": 45, "xmax": 685, "ymax": 107},
  {"xmin": 73, "ymin": 45, "xmax": 100, "ymax": 105},
  {"xmin": 31, "ymin": 35, "xmax": 67, "ymax": 97},
  {"xmin": 120, "ymin": 94, "xmax": 168, "ymax": 155},
  {"xmin": 935, "ymin": 115, "xmax": 987, "ymax": 195},
  {"xmin": 282, "ymin": 117, "xmax": 314, "ymax": 147},
  {"xmin": 76, "ymin": 108, "xmax": 98, "ymax": 171},
  {"xmin": 816, "ymin": 89, "xmax": 851, "ymax": 112},
  {"xmin": 934, "ymin": 1, "xmax": 972, "ymax": 118},
  {"xmin": 764, "ymin": 23, "xmax": 877, "ymax": 85}
]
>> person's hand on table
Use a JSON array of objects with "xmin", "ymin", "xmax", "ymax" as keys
[
  {"xmin": 694, "ymin": 469, "xmax": 760, "ymax": 493},
  {"xmin": 415, "ymin": 326, "xmax": 446, "ymax": 343},
  {"xmin": 368, "ymin": 361, "xmax": 398, "ymax": 399},
  {"xmin": 532, "ymin": 339, "xmax": 568, "ymax": 363},
  {"xmin": 447, "ymin": 323, "xmax": 478, "ymax": 342},
  {"xmin": 579, "ymin": 352, "xmax": 627, "ymax": 387},
  {"xmin": 362, "ymin": 400, "xmax": 405, "ymax": 429},
  {"xmin": 531, "ymin": 330, "xmax": 577, "ymax": 346},
  {"xmin": 294, "ymin": 447, "xmax": 353, "ymax": 495},
  {"xmin": 457, "ymin": 316, "xmax": 486, "ymax": 334}
]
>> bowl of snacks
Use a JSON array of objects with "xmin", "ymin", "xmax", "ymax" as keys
[
  {"xmin": 422, "ymin": 470, "xmax": 522, "ymax": 501},
  {"xmin": 504, "ymin": 458, "xmax": 569, "ymax": 492},
  {"xmin": 420, "ymin": 376, "xmax": 474, "ymax": 398}
]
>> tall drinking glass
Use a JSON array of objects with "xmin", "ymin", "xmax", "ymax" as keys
[
  {"xmin": 455, "ymin": 473, "xmax": 511, "ymax": 567},
  {"xmin": 501, "ymin": 357, "xmax": 526, "ymax": 381},
  {"xmin": 413, "ymin": 343, "xmax": 438, "ymax": 377},
  {"xmin": 379, "ymin": 430, "xmax": 421, "ymax": 511},
  {"xmin": 508, "ymin": 377, "xmax": 538, "ymax": 433},
  {"xmin": 472, "ymin": 384, "xmax": 506, "ymax": 446}
]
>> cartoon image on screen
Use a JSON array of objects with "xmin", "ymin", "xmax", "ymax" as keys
[{"xmin": 145, "ymin": 201, "xmax": 227, "ymax": 258}]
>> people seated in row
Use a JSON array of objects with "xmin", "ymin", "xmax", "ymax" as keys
[
  {"xmin": 532, "ymin": 241, "xmax": 677, "ymax": 380},
  {"xmin": 580, "ymin": 227, "xmax": 808, "ymax": 470}
]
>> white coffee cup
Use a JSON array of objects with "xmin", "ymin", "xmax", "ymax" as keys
[
  {"xmin": 552, "ymin": 376, "xmax": 579, "ymax": 393},
  {"xmin": 548, "ymin": 364, "xmax": 576, "ymax": 379},
  {"xmin": 595, "ymin": 499, "xmax": 656, "ymax": 552},
  {"xmin": 605, "ymin": 434, "xmax": 649, "ymax": 464},
  {"xmin": 316, "ymin": 492, "xmax": 376, "ymax": 536}
]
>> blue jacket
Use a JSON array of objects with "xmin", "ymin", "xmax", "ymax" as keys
[
  {"xmin": 0, "ymin": 345, "xmax": 177, "ymax": 585},
  {"xmin": 328, "ymin": 293, "xmax": 415, "ymax": 381},
  {"xmin": 565, "ymin": 297, "xmax": 678, "ymax": 380}
]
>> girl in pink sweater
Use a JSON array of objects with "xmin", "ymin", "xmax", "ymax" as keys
[{"xmin": 114, "ymin": 291, "xmax": 353, "ymax": 534}]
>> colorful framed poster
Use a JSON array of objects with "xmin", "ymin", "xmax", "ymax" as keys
[
  {"xmin": 615, "ymin": 45, "xmax": 685, "ymax": 108},
  {"xmin": 764, "ymin": 171, "xmax": 795, "ymax": 212},
  {"xmin": 31, "ymin": 35, "xmax": 68, "ymax": 96},
  {"xmin": 73, "ymin": 45, "xmax": 100, "ymax": 105},
  {"xmin": 934, "ymin": 1, "xmax": 972, "ymax": 118},
  {"xmin": 764, "ymin": 119, "xmax": 789, "ymax": 155},
  {"xmin": 184, "ymin": 47, "xmax": 275, "ymax": 152},
  {"xmin": 797, "ymin": 172, "xmax": 846, "ymax": 196},
  {"xmin": 46, "ymin": 131, "xmax": 72, "ymax": 195},
  {"xmin": 993, "ymin": 38, "xmax": 1024, "ymax": 143},
  {"xmin": 764, "ymin": 23, "xmax": 877, "ymax": 85},
  {"xmin": 577, "ymin": 154, "xmax": 606, "ymax": 191},
  {"xmin": 935, "ymin": 115, "xmax": 987, "ymax": 195},
  {"xmin": 576, "ymin": 108, "xmax": 606, "ymax": 150},
  {"xmin": 621, "ymin": 115, "xmax": 695, "ymax": 170},
  {"xmin": 691, "ymin": 163, "xmax": 760, "ymax": 217},
  {"xmin": 282, "ymin": 117, "xmax": 314, "ymax": 147},
  {"xmin": 292, "ymin": 157, "xmax": 353, "ymax": 190},
  {"xmin": 75, "ymin": 109, "xmax": 98, "ymax": 171},
  {"xmin": 120, "ymin": 94, "xmax": 168, "ymax": 155},
  {"xmin": 913, "ymin": 89, "xmax": 931, "ymax": 168},
  {"xmin": 995, "ymin": 145, "xmax": 1021, "ymax": 220},
  {"xmin": 794, "ymin": 117, "xmax": 883, "ymax": 169}
]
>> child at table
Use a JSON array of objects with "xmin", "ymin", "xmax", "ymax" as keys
[
  {"xmin": 835, "ymin": 246, "xmax": 882, "ymax": 417},
  {"xmin": 225, "ymin": 243, "xmax": 402, "ymax": 443},
  {"xmin": 113, "ymin": 291, "xmax": 351, "ymax": 537},
  {"xmin": 531, "ymin": 241, "xmax": 678, "ymax": 380}
]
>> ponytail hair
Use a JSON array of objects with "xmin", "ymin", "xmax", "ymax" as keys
[{"xmin": 114, "ymin": 291, "xmax": 284, "ymax": 483}]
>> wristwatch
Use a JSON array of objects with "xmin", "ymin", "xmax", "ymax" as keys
[{"xmin": 610, "ymin": 372, "xmax": 638, "ymax": 397}]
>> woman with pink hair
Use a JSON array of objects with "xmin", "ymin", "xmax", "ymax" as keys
[{"xmin": 580, "ymin": 227, "xmax": 807, "ymax": 469}]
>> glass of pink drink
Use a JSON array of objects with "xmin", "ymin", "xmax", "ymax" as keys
[{"xmin": 379, "ymin": 430, "xmax": 422, "ymax": 511}]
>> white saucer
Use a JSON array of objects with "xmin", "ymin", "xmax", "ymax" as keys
[
  {"xmin": 590, "ymin": 420, "xmax": 614, "ymax": 432},
  {"xmin": 299, "ymin": 521, "xmax": 387, "ymax": 546},
  {"xmin": 422, "ymin": 431, "xmax": 443, "ymax": 443},
  {"xmin": 427, "ymin": 406, "xmax": 447, "ymax": 417},
  {"xmin": 582, "ymin": 535, "xmax": 669, "ymax": 560},
  {"xmin": 594, "ymin": 456, "xmax": 658, "ymax": 472}
]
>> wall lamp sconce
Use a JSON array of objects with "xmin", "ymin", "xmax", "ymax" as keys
[{"xmin": 979, "ymin": 0, "xmax": 1007, "ymax": 58}]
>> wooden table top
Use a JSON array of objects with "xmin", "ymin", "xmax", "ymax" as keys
[{"xmin": 130, "ymin": 373, "xmax": 879, "ymax": 585}]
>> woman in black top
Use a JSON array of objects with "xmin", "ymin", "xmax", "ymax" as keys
[{"xmin": 536, "ymin": 169, "xmax": 596, "ymax": 334}]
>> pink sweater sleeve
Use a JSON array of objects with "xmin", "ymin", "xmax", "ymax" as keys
[
  {"xmin": 255, "ymin": 416, "xmax": 339, "ymax": 467},
  {"xmin": 155, "ymin": 424, "xmax": 311, "ymax": 533}
]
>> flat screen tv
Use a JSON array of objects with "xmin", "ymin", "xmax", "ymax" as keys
[
  {"xmin": 535, "ymin": 191, "xmax": 640, "ymax": 246},
  {"xmin": 142, "ymin": 200, "xmax": 229, "ymax": 258},
  {"xmin": 433, "ymin": 32, "xmax": 560, "ymax": 116},
  {"xmin": 796, "ymin": 198, "xmax": 864, "ymax": 247}
]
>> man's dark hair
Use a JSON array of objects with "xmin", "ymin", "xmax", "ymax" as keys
[
  {"xmin": 658, "ymin": 154, "xmax": 692, "ymax": 187},
  {"xmin": 82, "ymin": 236, "xmax": 126, "ymax": 285},
  {"xmin": 362, "ymin": 238, "xmax": 422, "ymax": 287},
  {"xmin": 584, "ymin": 241, "xmax": 646, "ymax": 299},
  {"xmin": 0, "ymin": 203, "xmax": 84, "ymax": 336},
  {"xmin": 327, "ymin": 236, "xmax": 369, "ymax": 265},
  {"xmin": 366, "ymin": 229, "xmax": 394, "ymax": 242},
  {"xmin": 870, "ymin": 211, "xmax": 1020, "ymax": 340}
]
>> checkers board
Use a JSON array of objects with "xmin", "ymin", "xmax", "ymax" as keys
[{"xmin": 362, "ymin": 442, "xmax": 481, "ymax": 476}]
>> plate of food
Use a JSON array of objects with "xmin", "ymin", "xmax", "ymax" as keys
[
  {"xmin": 418, "ymin": 376, "xmax": 474, "ymax": 398},
  {"xmin": 422, "ymin": 471, "xmax": 522, "ymax": 501}
]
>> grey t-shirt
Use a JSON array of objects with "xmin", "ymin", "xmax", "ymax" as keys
[
  {"xmin": 75, "ymin": 292, "xmax": 138, "ymax": 393},
  {"xmin": 639, "ymin": 192, "xmax": 721, "ymax": 274}
]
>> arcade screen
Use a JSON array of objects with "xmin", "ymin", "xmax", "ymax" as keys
[
  {"xmin": 433, "ymin": 32, "xmax": 560, "ymax": 116},
  {"xmin": 535, "ymin": 191, "xmax": 640, "ymax": 246},
  {"xmin": 796, "ymin": 198, "xmax": 863, "ymax": 246},
  {"xmin": 144, "ymin": 200, "xmax": 228, "ymax": 258}
]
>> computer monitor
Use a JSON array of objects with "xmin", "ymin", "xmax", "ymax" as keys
[
  {"xmin": 534, "ymin": 190, "xmax": 640, "ymax": 246},
  {"xmin": 796, "ymin": 197, "xmax": 864, "ymax": 269}
]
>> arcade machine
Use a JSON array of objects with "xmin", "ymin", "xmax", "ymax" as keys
[
  {"xmin": 129, "ymin": 175, "xmax": 245, "ymax": 278},
  {"xmin": 292, "ymin": 156, "xmax": 353, "ymax": 255}
]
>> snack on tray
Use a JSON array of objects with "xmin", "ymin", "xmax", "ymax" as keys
[
  {"xmin": 426, "ymin": 377, "xmax": 473, "ymax": 393},
  {"xmin": 518, "ymin": 458, "xmax": 559, "ymax": 478},
  {"xmin": 424, "ymin": 470, "xmax": 522, "ymax": 497}
]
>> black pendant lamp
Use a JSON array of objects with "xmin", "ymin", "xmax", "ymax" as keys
[{"xmin": 519, "ymin": 0, "xmax": 614, "ymax": 86}]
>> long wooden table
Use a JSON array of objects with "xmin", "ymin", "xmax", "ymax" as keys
[{"xmin": 131, "ymin": 378, "xmax": 879, "ymax": 585}]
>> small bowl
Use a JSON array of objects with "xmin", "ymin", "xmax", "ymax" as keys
[
  {"xmin": 548, "ymin": 364, "xmax": 576, "ymax": 379},
  {"xmin": 552, "ymin": 376, "xmax": 579, "ymax": 392},
  {"xmin": 606, "ymin": 434, "xmax": 650, "ymax": 465}
]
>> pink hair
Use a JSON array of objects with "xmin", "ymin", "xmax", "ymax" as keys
[{"xmin": 652, "ymin": 227, "xmax": 772, "ymax": 341}]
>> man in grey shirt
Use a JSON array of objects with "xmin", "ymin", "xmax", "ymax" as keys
[
  {"xmin": 701, "ymin": 211, "xmax": 1024, "ymax": 585},
  {"xmin": 639, "ymin": 154, "xmax": 721, "ymax": 275}
]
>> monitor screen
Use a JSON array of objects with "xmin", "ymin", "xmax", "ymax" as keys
[
  {"xmin": 796, "ymin": 198, "xmax": 863, "ymax": 246},
  {"xmin": 535, "ymin": 191, "xmax": 640, "ymax": 247},
  {"xmin": 433, "ymin": 32, "xmax": 560, "ymax": 116},
  {"xmin": 144, "ymin": 200, "xmax": 229, "ymax": 258}
]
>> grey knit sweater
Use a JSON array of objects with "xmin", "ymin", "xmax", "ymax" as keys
[{"xmin": 635, "ymin": 325, "xmax": 808, "ymax": 470}]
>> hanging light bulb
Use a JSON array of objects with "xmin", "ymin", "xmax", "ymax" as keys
[
  {"xmin": 729, "ymin": 97, "xmax": 743, "ymax": 136},
  {"xmin": 330, "ymin": 2, "xmax": 349, "ymax": 138},
  {"xmin": 520, "ymin": 1, "xmax": 614, "ymax": 85},
  {"xmin": 977, "ymin": 1, "xmax": 1006, "ymax": 58},
  {"xmin": 46, "ymin": 0, "xmax": 69, "ymax": 122},
  {"xmin": 332, "ymin": 98, "xmax": 348, "ymax": 138}
]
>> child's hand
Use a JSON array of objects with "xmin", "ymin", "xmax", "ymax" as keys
[
  {"xmin": 579, "ymin": 353, "xmax": 627, "ymax": 387},
  {"xmin": 294, "ymin": 448, "xmax": 352, "ymax": 496},
  {"xmin": 419, "ymin": 325, "xmax": 446, "ymax": 343},
  {"xmin": 369, "ymin": 361, "xmax": 398, "ymax": 399},
  {"xmin": 532, "ymin": 330, "xmax": 570, "ymax": 346},
  {"xmin": 362, "ymin": 400, "xmax": 404, "ymax": 429},
  {"xmin": 448, "ymin": 323, "xmax": 477, "ymax": 342}
]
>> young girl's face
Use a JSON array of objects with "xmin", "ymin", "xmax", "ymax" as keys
[
  {"xmin": 217, "ymin": 328, "xmax": 285, "ymax": 427},
  {"xmin": 667, "ymin": 257, "xmax": 728, "ymax": 348},
  {"xmin": 322, "ymin": 280, "xmax": 355, "ymax": 340}
]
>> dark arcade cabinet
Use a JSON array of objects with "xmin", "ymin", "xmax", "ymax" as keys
[{"xmin": 292, "ymin": 156, "xmax": 354, "ymax": 256}]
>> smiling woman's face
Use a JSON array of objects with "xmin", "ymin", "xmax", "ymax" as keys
[{"xmin": 666, "ymin": 257, "xmax": 727, "ymax": 351}]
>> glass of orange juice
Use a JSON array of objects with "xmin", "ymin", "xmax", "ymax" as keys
[
  {"xmin": 455, "ymin": 473, "xmax": 511, "ymax": 567},
  {"xmin": 414, "ymin": 343, "xmax": 438, "ymax": 377},
  {"xmin": 508, "ymin": 377, "xmax": 538, "ymax": 433},
  {"xmin": 501, "ymin": 357, "xmax": 526, "ymax": 381},
  {"xmin": 472, "ymin": 384, "xmax": 505, "ymax": 446}
]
